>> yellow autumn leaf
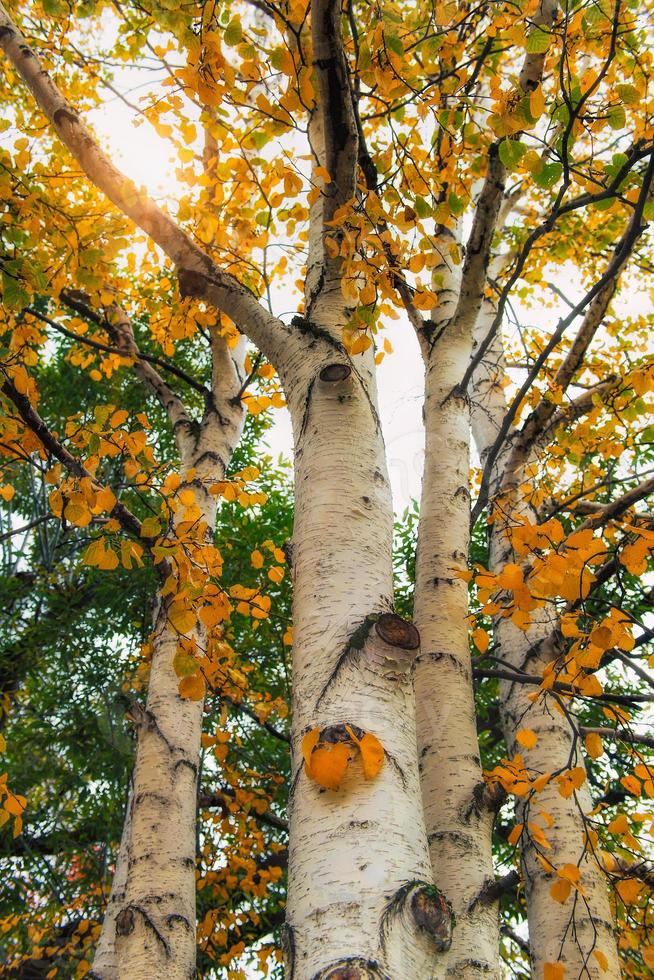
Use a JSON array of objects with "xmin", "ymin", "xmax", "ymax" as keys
[
  {"xmin": 64, "ymin": 501, "xmax": 92, "ymax": 527},
  {"xmin": 516, "ymin": 729, "xmax": 538, "ymax": 749},
  {"xmin": 178, "ymin": 673, "xmax": 206, "ymax": 701},
  {"xmin": 550, "ymin": 878, "xmax": 571, "ymax": 904},
  {"xmin": 530, "ymin": 85, "xmax": 546, "ymax": 120},
  {"xmin": 608, "ymin": 813, "xmax": 629, "ymax": 835},
  {"xmin": 592, "ymin": 949, "xmax": 608, "ymax": 972},
  {"xmin": 584, "ymin": 732, "xmax": 604, "ymax": 759},
  {"xmin": 309, "ymin": 743, "xmax": 352, "ymax": 790},
  {"xmin": 268, "ymin": 566, "xmax": 284, "ymax": 584},
  {"xmin": 168, "ymin": 604, "xmax": 196, "ymax": 635}
]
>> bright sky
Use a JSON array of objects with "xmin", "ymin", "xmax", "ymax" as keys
[
  {"xmin": 89, "ymin": 80, "xmax": 428, "ymax": 512},
  {"xmin": 88, "ymin": 66, "xmax": 652, "ymax": 517}
]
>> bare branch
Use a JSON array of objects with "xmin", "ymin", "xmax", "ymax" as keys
[
  {"xmin": 473, "ymin": 668, "xmax": 654, "ymax": 706},
  {"xmin": 471, "ymin": 150, "xmax": 654, "ymax": 525}
]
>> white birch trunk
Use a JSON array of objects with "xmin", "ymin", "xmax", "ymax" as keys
[
  {"xmin": 91, "ymin": 335, "xmax": 246, "ymax": 980},
  {"xmin": 470, "ymin": 307, "xmax": 620, "ymax": 978},
  {"xmin": 491, "ymin": 606, "xmax": 620, "ymax": 978},
  {"xmin": 91, "ymin": 788, "xmax": 132, "ymax": 977},
  {"xmin": 280, "ymin": 301, "xmax": 444, "ymax": 979},
  {"xmin": 414, "ymin": 258, "xmax": 500, "ymax": 976}
]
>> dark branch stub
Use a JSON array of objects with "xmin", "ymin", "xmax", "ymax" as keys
[
  {"xmin": 375, "ymin": 613, "xmax": 420, "ymax": 650},
  {"xmin": 115, "ymin": 907, "xmax": 135, "ymax": 937},
  {"xmin": 411, "ymin": 885, "xmax": 454, "ymax": 952},
  {"xmin": 320, "ymin": 362, "xmax": 352, "ymax": 383},
  {"xmin": 313, "ymin": 958, "xmax": 389, "ymax": 980}
]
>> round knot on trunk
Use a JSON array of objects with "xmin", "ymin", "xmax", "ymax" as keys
[
  {"xmin": 315, "ymin": 958, "xmax": 388, "ymax": 980},
  {"xmin": 374, "ymin": 613, "xmax": 420, "ymax": 650},
  {"xmin": 319, "ymin": 362, "xmax": 352, "ymax": 383},
  {"xmin": 411, "ymin": 885, "xmax": 454, "ymax": 952},
  {"xmin": 115, "ymin": 907, "xmax": 135, "ymax": 937}
]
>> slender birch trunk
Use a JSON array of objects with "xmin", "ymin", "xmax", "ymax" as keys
[
  {"xmin": 91, "ymin": 327, "xmax": 246, "ymax": 979},
  {"xmin": 414, "ymin": 244, "xmax": 500, "ymax": 977},
  {"xmin": 281, "ymin": 293, "xmax": 444, "ymax": 978},
  {"xmin": 470, "ymin": 306, "xmax": 620, "ymax": 979}
]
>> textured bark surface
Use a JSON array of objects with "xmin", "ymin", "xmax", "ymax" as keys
[
  {"xmin": 90, "ymin": 334, "xmax": 246, "ymax": 979},
  {"xmin": 281, "ymin": 308, "xmax": 438, "ymax": 977},
  {"xmin": 414, "ymin": 253, "xmax": 500, "ymax": 975},
  {"xmin": 471, "ymin": 312, "xmax": 621, "ymax": 978},
  {"xmin": 493, "ymin": 607, "xmax": 620, "ymax": 978}
]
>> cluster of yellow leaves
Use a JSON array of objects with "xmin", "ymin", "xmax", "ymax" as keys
[
  {"xmin": 0, "ymin": 736, "xmax": 24, "ymax": 838},
  {"xmin": 487, "ymin": 753, "xmax": 588, "ymax": 805},
  {"xmin": 302, "ymin": 724, "xmax": 384, "ymax": 790},
  {"xmin": 251, "ymin": 538, "xmax": 286, "ymax": 585},
  {"xmin": 209, "ymin": 466, "xmax": 268, "ymax": 507}
]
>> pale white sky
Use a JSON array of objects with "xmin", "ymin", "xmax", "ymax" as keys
[
  {"xmin": 89, "ymin": 82, "xmax": 428, "ymax": 512},
  {"xmin": 88, "ymin": 65, "xmax": 652, "ymax": 517}
]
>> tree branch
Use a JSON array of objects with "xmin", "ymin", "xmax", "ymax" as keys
[
  {"xmin": 312, "ymin": 0, "xmax": 359, "ymax": 221},
  {"xmin": 0, "ymin": 6, "xmax": 288, "ymax": 364},
  {"xmin": 0, "ymin": 374, "xmax": 143, "ymax": 539},
  {"xmin": 471, "ymin": 150, "xmax": 654, "ymax": 525}
]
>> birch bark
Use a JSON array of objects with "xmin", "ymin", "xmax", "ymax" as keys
[
  {"xmin": 413, "ymin": 247, "xmax": 500, "ymax": 977},
  {"xmin": 90, "ymin": 329, "xmax": 246, "ymax": 980},
  {"xmin": 470, "ymin": 305, "xmax": 620, "ymax": 979},
  {"xmin": 280, "ymin": 300, "xmax": 442, "ymax": 978}
]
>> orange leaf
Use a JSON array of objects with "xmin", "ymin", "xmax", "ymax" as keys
[
  {"xmin": 516, "ymin": 729, "xmax": 538, "ymax": 749},
  {"xmin": 550, "ymin": 878, "xmax": 572, "ymax": 904},
  {"xmin": 3, "ymin": 794, "xmax": 25, "ymax": 817},
  {"xmin": 557, "ymin": 863, "xmax": 580, "ymax": 883},
  {"xmin": 308, "ymin": 743, "xmax": 352, "ymax": 790},
  {"xmin": 178, "ymin": 673, "xmax": 206, "ymax": 701},
  {"xmin": 472, "ymin": 628, "xmax": 489, "ymax": 653},
  {"xmin": 358, "ymin": 732, "xmax": 385, "ymax": 779},
  {"xmin": 608, "ymin": 813, "xmax": 629, "ymax": 835},
  {"xmin": 592, "ymin": 950, "xmax": 608, "ymax": 972},
  {"xmin": 584, "ymin": 732, "xmax": 604, "ymax": 759},
  {"xmin": 544, "ymin": 964, "xmax": 565, "ymax": 980},
  {"xmin": 615, "ymin": 877, "xmax": 642, "ymax": 905},
  {"xmin": 620, "ymin": 774, "xmax": 641, "ymax": 797},
  {"xmin": 344, "ymin": 724, "xmax": 385, "ymax": 779},
  {"xmin": 301, "ymin": 728, "xmax": 320, "ymax": 770},
  {"xmin": 507, "ymin": 823, "xmax": 523, "ymax": 846}
]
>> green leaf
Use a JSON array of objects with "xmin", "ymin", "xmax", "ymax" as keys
[
  {"xmin": 224, "ymin": 19, "xmax": 243, "ymax": 46},
  {"xmin": 498, "ymin": 140, "xmax": 527, "ymax": 171},
  {"xmin": 616, "ymin": 84, "xmax": 639, "ymax": 105},
  {"xmin": 525, "ymin": 26, "xmax": 551, "ymax": 54},
  {"xmin": 533, "ymin": 162, "xmax": 562, "ymax": 189},
  {"xmin": 1, "ymin": 272, "xmax": 29, "ymax": 310},
  {"xmin": 414, "ymin": 196, "xmax": 432, "ymax": 218},
  {"xmin": 385, "ymin": 33, "xmax": 404, "ymax": 57},
  {"xmin": 607, "ymin": 104, "xmax": 626, "ymax": 131}
]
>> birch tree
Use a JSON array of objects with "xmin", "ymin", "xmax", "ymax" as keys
[{"xmin": 1, "ymin": 0, "xmax": 654, "ymax": 977}]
